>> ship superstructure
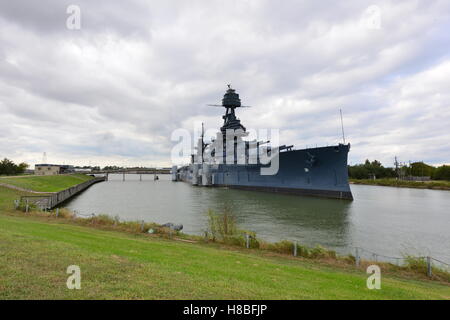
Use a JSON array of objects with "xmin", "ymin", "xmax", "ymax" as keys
[{"xmin": 173, "ymin": 86, "xmax": 353, "ymax": 200}]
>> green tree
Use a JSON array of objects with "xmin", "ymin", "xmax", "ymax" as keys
[
  {"xmin": 0, "ymin": 158, "xmax": 16, "ymax": 175},
  {"xmin": 17, "ymin": 162, "xmax": 29, "ymax": 174},
  {"xmin": 410, "ymin": 162, "xmax": 435, "ymax": 177},
  {"xmin": 348, "ymin": 159, "xmax": 395, "ymax": 179},
  {"xmin": 0, "ymin": 158, "xmax": 29, "ymax": 175},
  {"xmin": 433, "ymin": 165, "xmax": 450, "ymax": 181}
]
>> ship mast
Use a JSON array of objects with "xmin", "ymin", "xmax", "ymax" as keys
[
  {"xmin": 340, "ymin": 109, "xmax": 346, "ymax": 144},
  {"xmin": 218, "ymin": 84, "xmax": 247, "ymax": 133},
  {"xmin": 201, "ymin": 122, "xmax": 205, "ymax": 163}
]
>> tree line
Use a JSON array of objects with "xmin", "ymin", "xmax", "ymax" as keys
[
  {"xmin": 348, "ymin": 160, "xmax": 450, "ymax": 180},
  {"xmin": 0, "ymin": 158, "xmax": 29, "ymax": 175}
]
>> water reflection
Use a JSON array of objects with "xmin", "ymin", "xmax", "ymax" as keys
[
  {"xmin": 205, "ymin": 187, "xmax": 352, "ymax": 249},
  {"xmin": 65, "ymin": 174, "xmax": 450, "ymax": 261}
]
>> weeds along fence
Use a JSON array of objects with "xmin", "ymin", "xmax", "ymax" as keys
[
  {"xmin": 203, "ymin": 225, "xmax": 450, "ymax": 277},
  {"xmin": 353, "ymin": 246, "xmax": 450, "ymax": 277},
  {"xmin": 204, "ymin": 209, "xmax": 450, "ymax": 278},
  {"xmin": 354, "ymin": 246, "xmax": 408, "ymax": 266}
]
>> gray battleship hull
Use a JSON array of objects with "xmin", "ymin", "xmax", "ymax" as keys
[
  {"xmin": 175, "ymin": 86, "xmax": 353, "ymax": 200},
  {"xmin": 178, "ymin": 143, "xmax": 353, "ymax": 200}
]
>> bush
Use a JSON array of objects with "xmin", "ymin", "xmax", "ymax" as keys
[
  {"xmin": 310, "ymin": 245, "xmax": 333, "ymax": 258},
  {"xmin": 57, "ymin": 208, "xmax": 74, "ymax": 218},
  {"xmin": 265, "ymin": 240, "xmax": 294, "ymax": 254},
  {"xmin": 259, "ymin": 240, "xmax": 336, "ymax": 259},
  {"xmin": 90, "ymin": 214, "xmax": 115, "ymax": 225},
  {"xmin": 345, "ymin": 255, "xmax": 356, "ymax": 264},
  {"xmin": 433, "ymin": 165, "xmax": 450, "ymax": 181},
  {"xmin": 222, "ymin": 233, "xmax": 259, "ymax": 248},
  {"xmin": 206, "ymin": 208, "xmax": 237, "ymax": 241},
  {"xmin": 404, "ymin": 256, "xmax": 427, "ymax": 273},
  {"xmin": 296, "ymin": 244, "xmax": 311, "ymax": 258},
  {"xmin": 205, "ymin": 209, "xmax": 262, "ymax": 248}
]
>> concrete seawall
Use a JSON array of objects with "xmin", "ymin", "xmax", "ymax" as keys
[
  {"xmin": 20, "ymin": 177, "xmax": 106, "ymax": 210},
  {"xmin": 46, "ymin": 177, "xmax": 106, "ymax": 208}
]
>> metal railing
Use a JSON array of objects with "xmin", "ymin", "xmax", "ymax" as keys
[{"xmin": 351, "ymin": 246, "xmax": 450, "ymax": 277}]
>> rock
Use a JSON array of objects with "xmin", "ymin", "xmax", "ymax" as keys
[{"xmin": 161, "ymin": 223, "xmax": 183, "ymax": 231}]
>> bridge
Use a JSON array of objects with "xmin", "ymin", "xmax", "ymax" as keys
[
  {"xmin": 94, "ymin": 168, "xmax": 171, "ymax": 174},
  {"xmin": 92, "ymin": 168, "xmax": 171, "ymax": 181}
]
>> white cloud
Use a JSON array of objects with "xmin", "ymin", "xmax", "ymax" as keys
[{"xmin": 0, "ymin": 0, "xmax": 449, "ymax": 167}]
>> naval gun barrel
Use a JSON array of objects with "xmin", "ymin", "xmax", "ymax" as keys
[{"xmin": 279, "ymin": 145, "xmax": 294, "ymax": 151}]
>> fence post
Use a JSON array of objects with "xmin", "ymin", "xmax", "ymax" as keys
[
  {"xmin": 355, "ymin": 247, "xmax": 360, "ymax": 267},
  {"xmin": 293, "ymin": 241, "xmax": 298, "ymax": 257},
  {"xmin": 114, "ymin": 216, "xmax": 119, "ymax": 226},
  {"xmin": 14, "ymin": 200, "xmax": 19, "ymax": 210},
  {"xmin": 427, "ymin": 256, "xmax": 432, "ymax": 277},
  {"xmin": 91, "ymin": 213, "xmax": 95, "ymax": 224},
  {"xmin": 56, "ymin": 208, "xmax": 59, "ymax": 218},
  {"xmin": 140, "ymin": 220, "xmax": 145, "ymax": 232},
  {"xmin": 245, "ymin": 234, "xmax": 250, "ymax": 249},
  {"xmin": 25, "ymin": 199, "xmax": 29, "ymax": 213}
]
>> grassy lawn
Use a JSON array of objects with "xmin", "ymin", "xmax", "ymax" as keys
[
  {"xmin": 350, "ymin": 178, "xmax": 450, "ymax": 190},
  {"xmin": 0, "ymin": 187, "xmax": 38, "ymax": 211},
  {"xmin": 0, "ymin": 174, "xmax": 93, "ymax": 192},
  {"xmin": 1, "ymin": 185, "xmax": 449, "ymax": 300},
  {"xmin": 0, "ymin": 213, "xmax": 449, "ymax": 299}
]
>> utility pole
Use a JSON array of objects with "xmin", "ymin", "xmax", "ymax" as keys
[
  {"xmin": 409, "ymin": 160, "xmax": 412, "ymax": 180},
  {"xmin": 421, "ymin": 160, "xmax": 424, "ymax": 181},
  {"xmin": 394, "ymin": 156, "xmax": 399, "ymax": 178}
]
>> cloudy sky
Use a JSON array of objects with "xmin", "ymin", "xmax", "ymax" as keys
[{"xmin": 1, "ymin": 0, "xmax": 449, "ymax": 168}]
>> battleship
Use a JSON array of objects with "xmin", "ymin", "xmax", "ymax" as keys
[{"xmin": 172, "ymin": 86, "xmax": 353, "ymax": 200}]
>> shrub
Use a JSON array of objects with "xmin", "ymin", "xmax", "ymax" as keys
[
  {"xmin": 57, "ymin": 208, "xmax": 74, "ymax": 218},
  {"xmin": 345, "ymin": 255, "xmax": 356, "ymax": 264},
  {"xmin": 91, "ymin": 214, "xmax": 115, "ymax": 225},
  {"xmin": 404, "ymin": 256, "xmax": 428, "ymax": 274},
  {"xmin": 266, "ymin": 240, "xmax": 295, "ymax": 254},
  {"xmin": 206, "ymin": 208, "xmax": 237, "ymax": 241},
  {"xmin": 296, "ymin": 244, "xmax": 312, "ymax": 258},
  {"xmin": 310, "ymin": 245, "xmax": 331, "ymax": 258}
]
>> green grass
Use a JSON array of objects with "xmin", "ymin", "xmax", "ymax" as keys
[
  {"xmin": 0, "ymin": 174, "xmax": 93, "ymax": 192},
  {"xmin": 350, "ymin": 178, "xmax": 450, "ymax": 190},
  {"xmin": 0, "ymin": 213, "xmax": 449, "ymax": 299},
  {"xmin": 1, "ymin": 185, "xmax": 449, "ymax": 299},
  {"xmin": 0, "ymin": 187, "xmax": 38, "ymax": 211}
]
